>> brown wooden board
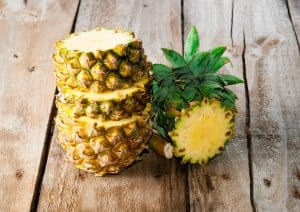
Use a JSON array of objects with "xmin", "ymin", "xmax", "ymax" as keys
[
  {"xmin": 37, "ymin": 0, "xmax": 187, "ymax": 211},
  {"xmin": 184, "ymin": 0, "xmax": 253, "ymax": 211},
  {"xmin": 0, "ymin": 0, "xmax": 79, "ymax": 211},
  {"xmin": 243, "ymin": 0, "xmax": 300, "ymax": 210}
]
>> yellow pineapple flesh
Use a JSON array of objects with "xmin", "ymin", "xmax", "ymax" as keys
[{"xmin": 169, "ymin": 98, "xmax": 235, "ymax": 164}]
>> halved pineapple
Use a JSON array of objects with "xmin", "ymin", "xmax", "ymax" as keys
[{"xmin": 151, "ymin": 26, "xmax": 243, "ymax": 165}]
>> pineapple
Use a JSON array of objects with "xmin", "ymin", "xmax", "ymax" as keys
[
  {"xmin": 53, "ymin": 28, "xmax": 152, "ymax": 176},
  {"xmin": 151, "ymin": 26, "xmax": 243, "ymax": 164}
]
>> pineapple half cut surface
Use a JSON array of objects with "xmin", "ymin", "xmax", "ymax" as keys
[{"xmin": 53, "ymin": 28, "xmax": 152, "ymax": 176}]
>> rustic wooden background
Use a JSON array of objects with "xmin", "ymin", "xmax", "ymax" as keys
[{"xmin": 0, "ymin": 0, "xmax": 299, "ymax": 211}]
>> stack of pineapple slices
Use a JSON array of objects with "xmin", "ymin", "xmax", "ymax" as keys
[{"xmin": 53, "ymin": 29, "xmax": 153, "ymax": 176}]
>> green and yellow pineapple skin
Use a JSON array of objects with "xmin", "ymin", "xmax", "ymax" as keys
[
  {"xmin": 56, "ymin": 91, "xmax": 151, "ymax": 120},
  {"xmin": 169, "ymin": 98, "xmax": 235, "ymax": 165},
  {"xmin": 53, "ymin": 29, "xmax": 151, "ymax": 93},
  {"xmin": 56, "ymin": 117, "xmax": 152, "ymax": 176},
  {"xmin": 53, "ymin": 28, "xmax": 152, "ymax": 176}
]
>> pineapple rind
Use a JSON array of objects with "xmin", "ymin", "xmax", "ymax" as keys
[
  {"xmin": 55, "ymin": 92, "xmax": 151, "ymax": 120},
  {"xmin": 57, "ymin": 117, "xmax": 152, "ymax": 175},
  {"xmin": 169, "ymin": 98, "xmax": 235, "ymax": 165},
  {"xmin": 53, "ymin": 28, "xmax": 150, "ymax": 92}
]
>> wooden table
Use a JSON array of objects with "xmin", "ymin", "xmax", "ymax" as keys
[{"xmin": 1, "ymin": 0, "xmax": 299, "ymax": 211}]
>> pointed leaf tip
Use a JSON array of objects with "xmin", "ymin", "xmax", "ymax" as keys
[
  {"xmin": 210, "ymin": 46, "xmax": 227, "ymax": 58},
  {"xmin": 184, "ymin": 26, "xmax": 200, "ymax": 61},
  {"xmin": 161, "ymin": 48, "xmax": 187, "ymax": 68},
  {"xmin": 220, "ymin": 74, "xmax": 244, "ymax": 85},
  {"xmin": 210, "ymin": 57, "xmax": 231, "ymax": 73}
]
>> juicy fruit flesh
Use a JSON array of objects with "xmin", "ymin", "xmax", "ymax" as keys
[
  {"xmin": 170, "ymin": 99, "xmax": 235, "ymax": 164},
  {"xmin": 63, "ymin": 29, "xmax": 135, "ymax": 51}
]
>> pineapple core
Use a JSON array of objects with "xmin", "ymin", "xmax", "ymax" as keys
[
  {"xmin": 171, "ymin": 100, "xmax": 234, "ymax": 164},
  {"xmin": 63, "ymin": 29, "xmax": 135, "ymax": 51}
]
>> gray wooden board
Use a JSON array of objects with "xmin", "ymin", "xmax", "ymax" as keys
[
  {"xmin": 243, "ymin": 0, "xmax": 300, "ymax": 211},
  {"xmin": 0, "ymin": 0, "xmax": 79, "ymax": 211}
]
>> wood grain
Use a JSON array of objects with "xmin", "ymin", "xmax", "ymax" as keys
[
  {"xmin": 184, "ymin": 0, "xmax": 252, "ymax": 211},
  {"xmin": 0, "ymin": 0, "xmax": 79, "ymax": 211},
  {"xmin": 288, "ymin": 0, "xmax": 300, "ymax": 41},
  {"xmin": 37, "ymin": 1, "xmax": 186, "ymax": 211},
  {"xmin": 243, "ymin": 0, "xmax": 300, "ymax": 211}
]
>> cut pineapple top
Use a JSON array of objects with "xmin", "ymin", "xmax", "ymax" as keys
[{"xmin": 60, "ymin": 28, "xmax": 135, "ymax": 52}]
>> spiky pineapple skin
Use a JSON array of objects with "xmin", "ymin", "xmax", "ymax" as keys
[
  {"xmin": 53, "ymin": 28, "xmax": 152, "ymax": 176},
  {"xmin": 169, "ymin": 98, "xmax": 236, "ymax": 165},
  {"xmin": 53, "ymin": 29, "xmax": 151, "ymax": 93},
  {"xmin": 56, "ymin": 116, "xmax": 152, "ymax": 176}
]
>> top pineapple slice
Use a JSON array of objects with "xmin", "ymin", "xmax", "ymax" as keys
[
  {"xmin": 53, "ymin": 28, "xmax": 152, "ymax": 176},
  {"xmin": 53, "ymin": 28, "xmax": 151, "ymax": 94}
]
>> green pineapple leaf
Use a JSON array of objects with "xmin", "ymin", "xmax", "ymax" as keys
[
  {"xmin": 198, "ymin": 81, "xmax": 223, "ymax": 90},
  {"xmin": 219, "ymin": 74, "xmax": 244, "ymax": 85},
  {"xmin": 152, "ymin": 64, "xmax": 174, "ymax": 82},
  {"xmin": 161, "ymin": 48, "xmax": 187, "ymax": 68},
  {"xmin": 168, "ymin": 85, "xmax": 187, "ymax": 109},
  {"xmin": 182, "ymin": 87, "xmax": 197, "ymax": 101},
  {"xmin": 153, "ymin": 111, "xmax": 169, "ymax": 139},
  {"xmin": 188, "ymin": 52, "xmax": 210, "ymax": 76},
  {"xmin": 210, "ymin": 46, "xmax": 227, "ymax": 58},
  {"xmin": 221, "ymin": 98, "xmax": 236, "ymax": 110},
  {"xmin": 220, "ymin": 90, "xmax": 236, "ymax": 104},
  {"xmin": 226, "ymin": 89, "xmax": 238, "ymax": 100},
  {"xmin": 184, "ymin": 26, "xmax": 200, "ymax": 61},
  {"xmin": 210, "ymin": 57, "xmax": 231, "ymax": 73}
]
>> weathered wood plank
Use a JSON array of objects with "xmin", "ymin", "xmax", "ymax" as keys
[
  {"xmin": 184, "ymin": 0, "xmax": 252, "ymax": 211},
  {"xmin": 243, "ymin": 0, "xmax": 300, "ymax": 211},
  {"xmin": 0, "ymin": 0, "xmax": 79, "ymax": 211},
  {"xmin": 287, "ymin": 0, "xmax": 300, "ymax": 42},
  {"xmin": 38, "ymin": 1, "xmax": 186, "ymax": 211}
]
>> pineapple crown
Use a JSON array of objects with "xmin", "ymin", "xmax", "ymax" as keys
[{"xmin": 152, "ymin": 26, "xmax": 243, "ymax": 139}]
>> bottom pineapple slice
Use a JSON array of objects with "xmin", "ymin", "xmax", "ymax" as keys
[
  {"xmin": 56, "ymin": 116, "xmax": 152, "ymax": 176},
  {"xmin": 169, "ymin": 98, "xmax": 235, "ymax": 165}
]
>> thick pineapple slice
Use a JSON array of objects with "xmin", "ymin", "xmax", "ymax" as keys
[
  {"xmin": 56, "ymin": 116, "xmax": 152, "ymax": 176},
  {"xmin": 56, "ymin": 91, "xmax": 151, "ymax": 120},
  {"xmin": 169, "ymin": 98, "xmax": 235, "ymax": 164},
  {"xmin": 53, "ymin": 28, "xmax": 150, "ymax": 92}
]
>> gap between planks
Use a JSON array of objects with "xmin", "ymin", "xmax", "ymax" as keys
[
  {"xmin": 241, "ymin": 30, "xmax": 256, "ymax": 212},
  {"xmin": 180, "ymin": 1, "xmax": 191, "ymax": 211},
  {"xmin": 29, "ymin": 1, "xmax": 82, "ymax": 211},
  {"xmin": 285, "ymin": 0, "xmax": 300, "ymax": 53}
]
